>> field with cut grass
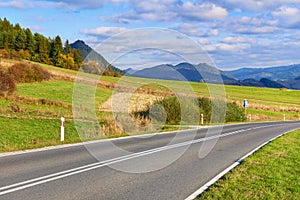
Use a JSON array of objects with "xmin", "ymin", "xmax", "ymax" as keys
[
  {"xmin": 197, "ymin": 129, "xmax": 300, "ymax": 200},
  {"xmin": 0, "ymin": 58, "xmax": 299, "ymax": 152}
]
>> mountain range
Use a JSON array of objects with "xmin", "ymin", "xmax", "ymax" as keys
[
  {"xmin": 226, "ymin": 64, "xmax": 300, "ymax": 81},
  {"xmin": 70, "ymin": 40, "xmax": 299, "ymax": 90},
  {"xmin": 126, "ymin": 63, "xmax": 299, "ymax": 89},
  {"xmin": 126, "ymin": 62, "xmax": 236, "ymax": 84}
]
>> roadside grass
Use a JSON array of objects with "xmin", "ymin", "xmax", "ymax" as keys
[
  {"xmin": 0, "ymin": 117, "xmax": 81, "ymax": 152},
  {"xmin": 247, "ymin": 108, "xmax": 300, "ymax": 121},
  {"xmin": 0, "ymin": 97, "xmax": 72, "ymax": 118},
  {"xmin": 197, "ymin": 129, "xmax": 300, "ymax": 200}
]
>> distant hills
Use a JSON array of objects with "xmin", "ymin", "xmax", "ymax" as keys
[
  {"xmin": 126, "ymin": 62, "xmax": 236, "ymax": 84},
  {"xmin": 126, "ymin": 62, "xmax": 300, "ymax": 89},
  {"xmin": 226, "ymin": 64, "xmax": 300, "ymax": 81},
  {"xmin": 226, "ymin": 64, "xmax": 300, "ymax": 89}
]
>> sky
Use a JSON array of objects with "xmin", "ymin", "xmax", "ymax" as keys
[{"xmin": 1, "ymin": 0, "xmax": 300, "ymax": 70}]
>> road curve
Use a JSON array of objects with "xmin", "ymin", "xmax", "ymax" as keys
[{"xmin": 0, "ymin": 121, "xmax": 299, "ymax": 200}]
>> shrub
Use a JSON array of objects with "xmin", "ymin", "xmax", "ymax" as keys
[
  {"xmin": 136, "ymin": 96, "xmax": 199, "ymax": 124},
  {"xmin": 226, "ymin": 102, "xmax": 246, "ymax": 122},
  {"xmin": 0, "ymin": 69, "xmax": 16, "ymax": 97},
  {"xmin": 8, "ymin": 63, "xmax": 50, "ymax": 83},
  {"xmin": 135, "ymin": 96, "xmax": 245, "ymax": 125}
]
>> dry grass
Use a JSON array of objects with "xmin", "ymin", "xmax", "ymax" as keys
[{"xmin": 99, "ymin": 92, "xmax": 164, "ymax": 113}]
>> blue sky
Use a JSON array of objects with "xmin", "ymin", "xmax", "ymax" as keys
[{"xmin": 1, "ymin": 0, "xmax": 300, "ymax": 70}]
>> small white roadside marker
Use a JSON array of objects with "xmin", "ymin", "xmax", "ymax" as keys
[{"xmin": 60, "ymin": 117, "xmax": 65, "ymax": 142}]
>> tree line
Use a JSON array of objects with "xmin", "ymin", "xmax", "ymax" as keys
[{"xmin": 0, "ymin": 18, "xmax": 83, "ymax": 70}]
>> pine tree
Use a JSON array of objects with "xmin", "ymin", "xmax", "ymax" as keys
[
  {"xmin": 25, "ymin": 28, "xmax": 35, "ymax": 54},
  {"xmin": 51, "ymin": 35, "xmax": 63, "ymax": 65},
  {"xmin": 64, "ymin": 40, "xmax": 71, "ymax": 54},
  {"xmin": 15, "ymin": 29, "xmax": 26, "ymax": 51},
  {"xmin": 72, "ymin": 49, "xmax": 83, "ymax": 69}
]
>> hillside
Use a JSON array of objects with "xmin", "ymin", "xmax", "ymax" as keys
[
  {"xmin": 226, "ymin": 64, "xmax": 300, "ymax": 81},
  {"xmin": 70, "ymin": 40, "xmax": 123, "ymax": 75}
]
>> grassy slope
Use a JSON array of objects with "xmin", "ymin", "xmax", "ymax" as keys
[
  {"xmin": 0, "ymin": 59, "xmax": 299, "ymax": 152},
  {"xmin": 197, "ymin": 129, "xmax": 300, "ymax": 200}
]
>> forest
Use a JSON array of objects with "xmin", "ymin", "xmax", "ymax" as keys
[{"xmin": 0, "ymin": 18, "xmax": 83, "ymax": 70}]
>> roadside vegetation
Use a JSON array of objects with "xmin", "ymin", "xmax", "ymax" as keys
[{"xmin": 197, "ymin": 129, "xmax": 300, "ymax": 200}]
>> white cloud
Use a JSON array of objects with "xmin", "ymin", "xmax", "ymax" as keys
[
  {"xmin": 175, "ymin": 23, "xmax": 205, "ymax": 37},
  {"xmin": 181, "ymin": 2, "xmax": 228, "ymax": 21},
  {"xmin": 209, "ymin": 0, "xmax": 300, "ymax": 11},
  {"xmin": 0, "ymin": 0, "xmax": 32, "ymax": 9},
  {"xmin": 173, "ymin": 23, "xmax": 220, "ymax": 37},
  {"xmin": 235, "ymin": 26, "xmax": 278, "ymax": 34},
  {"xmin": 208, "ymin": 29, "xmax": 219, "ymax": 36},
  {"xmin": 228, "ymin": 16, "xmax": 280, "ymax": 35},
  {"xmin": 198, "ymin": 38, "xmax": 210, "ymax": 45},
  {"xmin": 272, "ymin": 6, "xmax": 300, "ymax": 28},
  {"xmin": 0, "ymin": 0, "xmax": 105, "ymax": 10},
  {"xmin": 204, "ymin": 43, "xmax": 249, "ymax": 52},
  {"xmin": 221, "ymin": 36, "xmax": 256, "ymax": 43},
  {"xmin": 106, "ymin": 1, "xmax": 228, "ymax": 24},
  {"xmin": 29, "ymin": 25, "xmax": 43, "ymax": 32},
  {"xmin": 80, "ymin": 27, "xmax": 129, "ymax": 38}
]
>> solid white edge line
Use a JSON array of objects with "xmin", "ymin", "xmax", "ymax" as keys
[
  {"xmin": 0, "ymin": 121, "xmax": 292, "ymax": 158},
  {"xmin": 184, "ymin": 127, "xmax": 300, "ymax": 200}
]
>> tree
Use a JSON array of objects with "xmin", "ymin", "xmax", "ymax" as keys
[
  {"xmin": 56, "ymin": 53, "xmax": 67, "ymax": 68},
  {"xmin": 51, "ymin": 35, "xmax": 63, "ymax": 65},
  {"xmin": 72, "ymin": 49, "xmax": 83, "ymax": 69},
  {"xmin": 15, "ymin": 29, "xmax": 26, "ymax": 51},
  {"xmin": 0, "ymin": 32, "xmax": 4, "ymax": 49},
  {"xmin": 2, "ymin": 31, "xmax": 14, "ymax": 50},
  {"xmin": 34, "ymin": 33, "xmax": 51, "ymax": 64},
  {"xmin": 64, "ymin": 40, "xmax": 71, "ymax": 54},
  {"xmin": 2, "ymin": 18, "xmax": 13, "ymax": 32},
  {"xmin": 25, "ymin": 28, "xmax": 35, "ymax": 54}
]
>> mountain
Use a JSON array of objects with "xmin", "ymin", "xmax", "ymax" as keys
[
  {"xmin": 124, "ymin": 68, "xmax": 138, "ymax": 74},
  {"xmin": 129, "ymin": 62, "xmax": 293, "ymax": 89},
  {"xmin": 130, "ymin": 62, "xmax": 237, "ymax": 84},
  {"xmin": 226, "ymin": 64, "xmax": 300, "ymax": 81},
  {"xmin": 278, "ymin": 77, "xmax": 300, "ymax": 90},
  {"xmin": 70, "ymin": 40, "xmax": 123, "ymax": 74}
]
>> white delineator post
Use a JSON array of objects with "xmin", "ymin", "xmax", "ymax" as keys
[
  {"xmin": 201, "ymin": 114, "xmax": 204, "ymax": 125},
  {"xmin": 60, "ymin": 117, "xmax": 65, "ymax": 142}
]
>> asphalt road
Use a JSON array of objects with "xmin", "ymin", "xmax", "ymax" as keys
[{"xmin": 0, "ymin": 121, "xmax": 299, "ymax": 200}]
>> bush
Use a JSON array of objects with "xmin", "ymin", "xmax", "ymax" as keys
[
  {"xmin": 8, "ymin": 63, "xmax": 50, "ymax": 83},
  {"xmin": 226, "ymin": 102, "xmax": 246, "ymax": 122},
  {"xmin": 135, "ymin": 96, "xmax": 245, "ymax": 125},
  {"xmin": 0, "ymin": 69, "xmax": 16, "ymax": 97},
  {"xmin": 136, "ymin": 96, "xmax": 199, "ymax": 124}
]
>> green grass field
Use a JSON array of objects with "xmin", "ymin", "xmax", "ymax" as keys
[
  {"xmin": 0, "ymin": 59, "xmax": 299, "ymax": 152},
  {"xmin": 197, "ymin": 129, "xmax": 300, "ymax": 200}
]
